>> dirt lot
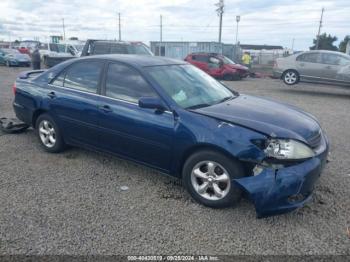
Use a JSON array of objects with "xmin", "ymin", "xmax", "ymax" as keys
[{"xmin": 0, "ymin": 66, "xmax": 349, "ymax": 255}]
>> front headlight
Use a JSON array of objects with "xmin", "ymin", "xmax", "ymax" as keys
[{"xmin": 264, "ymin": 139, "xmax": 315, "ymax": 160}]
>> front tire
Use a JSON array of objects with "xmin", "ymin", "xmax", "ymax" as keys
[
  {"xmin": 182, "ymin": 150, "xmax": 244, "ymax": 208},
  {"xmin": 36, "ymin": 114, "xmax": 65, "ymax": 153},
  {"xmin": 223, "ymin": 74, "xmax": 234, "ymax": 81},
  {"xmin": 282, "ymin": 69, "xmax": 299, "ymax": 85}
]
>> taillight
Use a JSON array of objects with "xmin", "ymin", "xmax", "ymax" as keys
[{"xmin": 12, "ymin": 82, "xmax": 16, "ymax": 95}]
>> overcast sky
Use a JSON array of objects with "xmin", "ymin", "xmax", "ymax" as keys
[{"xmin": 0, "ymin": 0, "xmax": 349, "ymax": 50}]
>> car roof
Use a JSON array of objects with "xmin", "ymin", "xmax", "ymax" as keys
[
  {"xmin": 189, "ymin": 52, "xmax": 219, "ymax": 56},
  {"xmin": 88, "ymin": 40, "xmax": 145, "ymax": 46},
  {"xmin": 78, "ymin": 54, "xmax": 186, "ymax": 67},
  {"xmin": 300, "ymin": 50, "xmax": 350, "ymax": 56}
]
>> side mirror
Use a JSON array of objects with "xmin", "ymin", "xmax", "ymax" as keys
[{"xmin": 138, "ymin": 97, "xmax": 166, "ymax": 111}]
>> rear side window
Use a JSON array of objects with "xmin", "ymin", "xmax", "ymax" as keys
[
  {"xmin": 110, "ymin": 44, "xmax": 128, "ymax": 54},
  {"xmin": 296, "ymin": 53, "xmax": 321, "ymax": 63},
  {"xmin": 192, "ymin": 55, "xmax": 208, "ymax": 62},
  {"xmin": 105, "ymin": 63, "xmax": 157, "ymax": 103},
  {"xmin": 49, "ymin": 43, "xmax": 59, "ymax": 53},
  {"xmin": 57, "ymin": 44, "xmax": 66, "ymax": 53},
  {"xmin": 92, "ymin": 43, "xmax": 110, "ymax": 55},
  {"xmin": 52, "ymin": 61, "xmax": 103, "ymax": 93}
]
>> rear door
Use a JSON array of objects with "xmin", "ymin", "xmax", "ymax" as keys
[
  {"xmin": 97, "ymin": 62, "xmax": 175, "ymax": 171},
  {"xmin": 191, "ymin": 55, "xmax": 209, "ymax": 73},
  {"xmin": 48, "ymin": 60, "xmax": 104, "ymax": 147},
  {"xmin": 295, "ymin": 52, "xmax": 323, "ymax": 80}
]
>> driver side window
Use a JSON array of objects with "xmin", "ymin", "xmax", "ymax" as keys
[{"xmin": 105, "ymin": 63, "xmax": 158, "ymax": 103}]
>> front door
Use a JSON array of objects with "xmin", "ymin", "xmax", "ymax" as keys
[
  {"xmin": 208, "ymin": 56, "xmax": 223, "ymax": 78},
  {"xmin": 97, "ymin": 62, "xmax": 175, "ymax": 172},
  {"xmin": 320, "ymin": 53, "xmax": 350, "ymax": 82}
]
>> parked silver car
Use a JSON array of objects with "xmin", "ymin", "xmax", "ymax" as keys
[{"xmin": 273, "ymin": 50, "xmax": 350, "ymax": 85}]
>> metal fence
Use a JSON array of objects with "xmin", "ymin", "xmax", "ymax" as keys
[{"xmin": 150, "ymin": 41, "xmax": 237, "ymax": 61}]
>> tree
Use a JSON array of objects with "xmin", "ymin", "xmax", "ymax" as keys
[
  {"xmin": 339, "ymin": 35, "xmax": 350, "ymax": 53},
  {"xmin": 310, "ymin": 33, "xmax": 338, "ymax": 51}
]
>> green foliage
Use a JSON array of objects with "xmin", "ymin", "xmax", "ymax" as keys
[
  {"xmin": 338, "ymin": 35, "xmax": 350, "ymax": 53},
  {"xmin": 310, "ymin": 33, "xmax": 338, "ymax": 51}
]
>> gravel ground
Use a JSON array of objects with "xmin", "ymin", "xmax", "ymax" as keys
[{"xmin": 0, "ymin": 66, "xmax": 349, "ymax": 255}]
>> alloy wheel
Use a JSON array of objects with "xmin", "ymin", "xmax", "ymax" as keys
[
  {"xmin": 38, "ymin": 120, "xmax": 56, "ymax": 148},
  {"xmin": 191, "ymin": 161, "xmax": 231, "ymax": 201},
  {"xmin": 284, "ymin": 71, "xmax": 297, "ymax": 84}
]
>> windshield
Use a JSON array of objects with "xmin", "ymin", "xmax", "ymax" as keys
[
  {"xmin": 146, "ymin": 64, "xmax": 235, "ymax": 109},
  {"xmin": 220, "ymin": 55, "xmax": 236, "ymax": 65},
  {"xmin": 127, "ymin": 44, "xmax": 153, "ymax": 55}
]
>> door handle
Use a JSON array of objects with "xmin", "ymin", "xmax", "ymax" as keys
[
  {"xmin": 98, "ymin": 105, "xmax": 112, "ymax": 113},
  {"xmin": 47, "ymin": 91, "xmax": 56, "ymax": 99},
  {"xmin": 325, "ymin": 65, "xmax": 331, "ymax": 69}
]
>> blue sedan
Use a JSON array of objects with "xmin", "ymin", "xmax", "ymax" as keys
[{"xmin": 13, "ymin": 55, "xmax": 329, "ymax": 218}]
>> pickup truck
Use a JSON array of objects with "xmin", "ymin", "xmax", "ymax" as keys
[{"xmin": 39, "ymin": 42, "xmax": 84, "ymax": 67}]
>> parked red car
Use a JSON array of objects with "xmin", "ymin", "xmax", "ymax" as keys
[
  {"xmin": 184, "ymin": 53, "xmax": 249, "ymax": 80},
  {"xmin": 17, "ymin": 46, "xmax": 31, "ymax": 55}
]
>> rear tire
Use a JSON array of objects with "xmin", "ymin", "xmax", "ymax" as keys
[
  {"xmin": 36, "ymin": 114, "xmax": 65, "ymax": 153},
  {"xmin": 282, "ymin": 69, "xmax": 299, "ymax": 85},
  {"xmin": 223, "ymin": 74, "xmax": 234, "ymax": 81},
  {"xmin": 182, "ymin": 150, "xmax": 245, "ymax": 208},
  {"xmin": 43, "ymin": 56, "xmax": 48, "ymax": 68}
]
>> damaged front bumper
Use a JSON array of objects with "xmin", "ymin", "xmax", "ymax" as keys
[{"xmin": 235, "ymin": 134, "xmax": 329, "ymax": 218}]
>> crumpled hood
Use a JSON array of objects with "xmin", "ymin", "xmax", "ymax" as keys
[
  {"xmin": 193, "ymin": 94, "xmax": 321, "ymax": 143},
  {"xmin": 227, "ymin": 64, "xmax": 249, "ymax": 71}
]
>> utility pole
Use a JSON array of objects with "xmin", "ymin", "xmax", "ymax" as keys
[
  {"xmin": 62, "ymin": 18, "xmax": 66, "ymax": 41},
  {"xmin": 291, "ymin": 38, "xmax": 295, "ymax": 51},
  {"xmin": 159, "ymin": 14, "xmax": 163, "ymax": 56},
  {"xmin": 215, "ymin": 0, "xmax": 224, "ymax": 43},
  {"xmin": 235, "ymin": 15, "xmax": 240, "ymax": 45},
  {"xmin": 118, "ymin": 12, "xmax": 121, "ymax": 41},
  {"xmin": 315, "ymin": 7, "xmax": 324, "ymax": 50}
]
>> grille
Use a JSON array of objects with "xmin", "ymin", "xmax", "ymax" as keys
[{"xmin": 307, "ymin": 130, "xmax": 322, "ymax": 149}]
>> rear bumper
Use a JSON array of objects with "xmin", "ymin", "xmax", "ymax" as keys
[
  {"xmin": 272, "ymin": 70, "xmax": 283, "ymax": 79},
  {"xmin": 13, "ymin": 102, "xmax": 32, "ymax": 126},
  {"xmin": 235, "ymin": 133, "xmax": 329, "ymax": 218},
  {"xmin": 8, "ymin": 61, "xmax": 31, "ymax": 67}
]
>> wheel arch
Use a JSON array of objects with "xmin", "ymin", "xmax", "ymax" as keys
[
  {"xmin": 32, "ymin": 109, "xmax": 48, "ymax": 128},
  {"xmin": 282, "ymin": 68, "xmax": 300, "ymax": 77},
  {"xmin": 176, "ymin": 143, "xmax": 245, "ymax": 178}
]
